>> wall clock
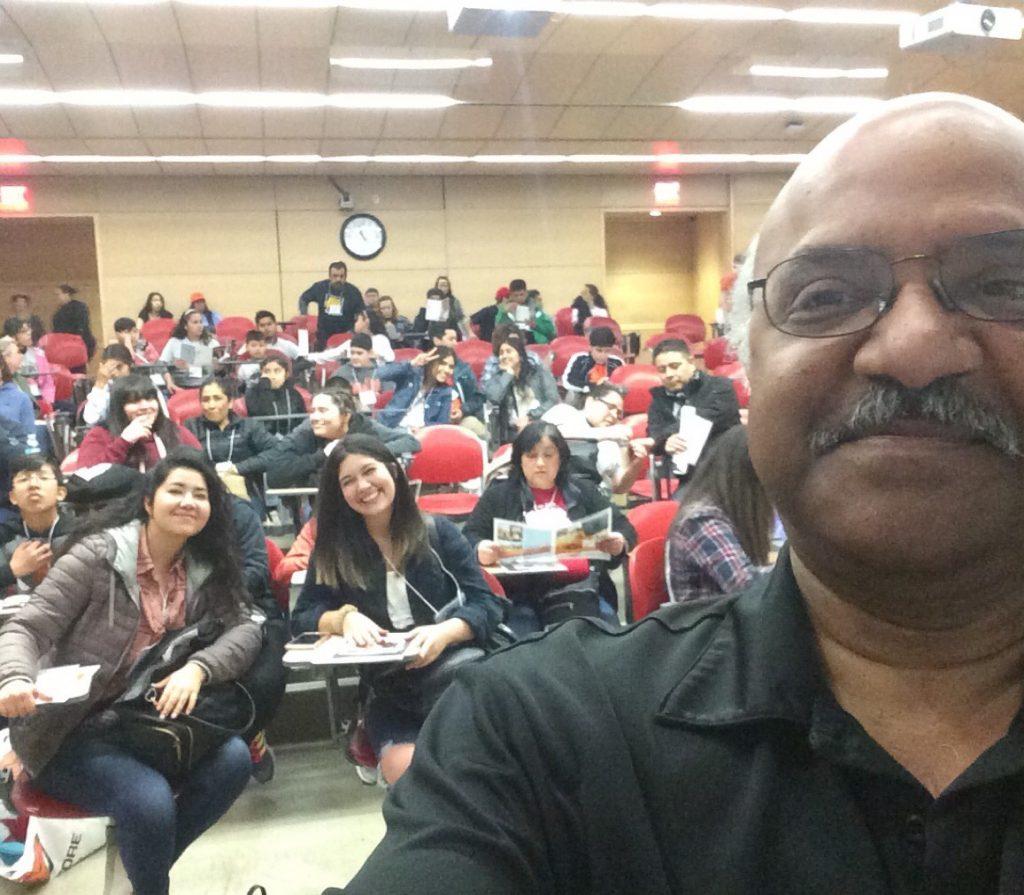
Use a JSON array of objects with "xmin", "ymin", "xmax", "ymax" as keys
[{"xmin": 340, "ymin": 213, "xmax": 386, "ymax": 261}]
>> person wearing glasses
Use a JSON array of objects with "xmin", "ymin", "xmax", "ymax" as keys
[
  {"xmin": 337, "ymin": 94, "xmax": 1024, "ymax": 894},
  {"xmin": 541, "ymin": 383, "xmax": 649, "ymax": 494}
]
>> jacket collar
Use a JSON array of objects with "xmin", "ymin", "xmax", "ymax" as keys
[
  {"xmin": 104, "ymin": 519, "xmax": 213, "ymax": 605},
  {"xmin": 656, "ymin": 546, "xmax": 823, "ymax": 730}
]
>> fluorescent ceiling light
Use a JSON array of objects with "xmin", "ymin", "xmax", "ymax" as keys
[
  {"xmin": 649, "ymin": 210, "xmax": 663, "ymax": 216},
  {"xmin": 332, "ymin": 56, "xmax": 492, "ymax": 70},
  {"xmin": 788, "ymin": 7, "xmax": 917, "ymax": 25},
  {"xmin": 675, "ymin": 94, "xmax": 882, "ymax": 115},
  {"xmin": 8, "ymin": 0, "xmax": 920, "ymax": 26},
  {"xmin": 0, "ymin": 87, "xmax": 458, "ymax": 110},
  {"xmin": 749, "ymin": 63, "xmax": 888, "ymax": 80},
  {"xmin": 0, "ymin": 55, "xmax": 24, "ymax": 66},
  {"xmin": 0, "ymin": 151, "xmax": 806, "ymax": 166}
]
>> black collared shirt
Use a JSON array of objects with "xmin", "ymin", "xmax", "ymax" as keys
[{"xmin": 343, "ymin": 548, "xmax": 1024, "ymax": 895}]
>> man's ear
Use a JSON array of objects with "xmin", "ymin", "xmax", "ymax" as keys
[
  {"xmin": 55, "ymin": 486, "xmax": 67, "ymax": 504},
  {"xmin": 8, "ymin": 490, "xmax": 18, "ymax": 509}
]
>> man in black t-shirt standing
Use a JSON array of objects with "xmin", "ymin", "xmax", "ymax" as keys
[{"xmin": 297, "ymin": 261, "xmax": 364, "ymax": 350}]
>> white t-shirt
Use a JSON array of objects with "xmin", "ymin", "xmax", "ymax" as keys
[{"xmin": 386, "ymin": 570, "xmax": 415, "ymax": 630}]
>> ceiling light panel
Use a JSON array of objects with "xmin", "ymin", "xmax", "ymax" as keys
[
  {"xmin": 0, "ymin": 88, "xmax": 459, "ymax": 110},
  {"xmin": 10, "ymin": 0, "xmax": 920, "ymax": 27},
  {"xmin": 0, "ymin": 55, "xmax": 25, "ymax": 66},
  {"xmin": 331, "ymin": 57, "xmax": 493, "ymax": 70},
  {"xmin": 749, "ymin": 64, "xmax": 888, "ymax": 79}
]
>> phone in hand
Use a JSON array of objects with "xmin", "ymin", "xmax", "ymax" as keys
[{"xmin": 285, "ymin": 633, "xmax": 329, "ymax": 651}]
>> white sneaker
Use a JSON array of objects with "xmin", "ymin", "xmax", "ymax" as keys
[{"xmin": 355, "ymin": 763, "xmax": 379, "ymax": 786}]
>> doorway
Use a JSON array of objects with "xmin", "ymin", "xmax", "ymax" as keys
[
  {"xmin": 604, "ymin": 211, "xmax": 728, "ymax": 336},
  {"xmin": 0, "ymin": 216, "xmax": 101, "ymax": 344}
]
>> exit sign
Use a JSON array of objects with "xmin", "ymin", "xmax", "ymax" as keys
[{"xmin": 0, "ymin": 184, "xmax": 30, "ymax": 212}]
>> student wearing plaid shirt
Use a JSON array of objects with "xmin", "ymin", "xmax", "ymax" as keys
[{"xmin": 666, "ymin": 425, "xmax": 773, "ymax": 603}]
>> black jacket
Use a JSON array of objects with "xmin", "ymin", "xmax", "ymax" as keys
[
  {"xmin": 185, "ymin": 413, "xmax": 278, "ymax": 476},
  {"xmin": 243, "ymin": 380, "xmax": 306, "ymax": 436},
  {"xmin": 292, "ymin": 514, "xmax": 503, "ymax": 644},
  {"xmin": 469, "ymin": 305, "xmax": 499, "ymax": 343},
  {"xmin": 0, "ymin": 509, "xmax": 74, "ymax": 592},
  {"xmin": 647, "ymin": 371, "xmax": 741, "ymax": 454},
  {"xmin": 343, "ymin": 547, "xmax": 1016, "ymax": 894},
  {"xmin": 229, "ymin": 496, "xmax": 277, "ymax": 619},
  {"xmin": 462, "ymin": 476, "xmax": 636, "ymax": 574},
  {"xmin": 51, "ymin": 299, "xmax": 95, "ymax": 358},
  {"xmin": 561, "ymin": 351, "xmax": 624, "ymax": 394},
  {"xmin": 265, "ymin": 417, "xmax": 421, "ymax": 488}
]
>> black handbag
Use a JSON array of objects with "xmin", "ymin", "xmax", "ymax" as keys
[
  {"xmin": 536, "ymin": 575, "xmax": 603, "ymax": 627},
  {"xmin": 369, "ymin": 520, "xmax": 516, "ymax": 720},
  {"xmin": 86, "ymin": 621, "xmax": 255, "ymax": 783}
]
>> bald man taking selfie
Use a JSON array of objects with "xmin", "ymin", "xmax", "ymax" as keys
[{"xmin": 336, "ymin": 94, "xmax": 1024, "ymax": 895}]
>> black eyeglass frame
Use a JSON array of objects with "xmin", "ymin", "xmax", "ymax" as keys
[{"xmin": 746, "ymin": 228, "xmax": 1024, "ymax": 339}]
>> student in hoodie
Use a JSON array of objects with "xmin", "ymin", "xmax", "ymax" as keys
[
  {"xmin": 561, "ymin": 325, "xmax": 624, "ymax": 407},
  {"xmin": 0, "ymin": 450, "xmax": 261, "ymax": 895},
  {"xmin": 266, "ymin": 382, "xmax": 420, "ymax": 488},
  {"xmin": 646, "ymin": 338, "xmax": 741, "ymax": 466},
  {"xmin": 243, "ymin": 355, "xmax": 306, "ymax": 437},
  {"xmin": 185, "ymin": 378, "xmax": 278, "ymax": 511},
  {"xmin": 426, "ymin": 323, "xmax": 486, "ymax": 438},
  {"xmin": 77, "ymin": 374, "xmax": 201, "ymax": 473},
  {"xmin": 327, "ymin": 333, "xmax": 386, "ymax": 412},
  {"xmin": 0, "ymin": 456, "xmax": 74, "ymax": 594}
]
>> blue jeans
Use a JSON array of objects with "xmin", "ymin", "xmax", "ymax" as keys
[{"xmin": 35, "ymin": 735, "xmax": 251, "ymax": 895}]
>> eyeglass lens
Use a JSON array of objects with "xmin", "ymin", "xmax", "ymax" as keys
[{"xmin": 762, "ymin": 229, "xmax": 1024, "ymax": 337}]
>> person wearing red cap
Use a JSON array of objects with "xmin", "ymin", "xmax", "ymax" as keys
[{"xmin": 189, "ymin": 292, "xmax": 221, "ymax": 329}]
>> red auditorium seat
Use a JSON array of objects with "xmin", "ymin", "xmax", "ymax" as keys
[
  {"xmin": 610, "ymin": 364, "xmax": 661, "ymax": 415},
  {"xmin": 549, "ymin": 335, "xmax": 589, "ymax": 378},
  {"xmin": 628, "ymin": 536, "xmax": 669, "ymax": 620},
  {"xmin": 703, "ymin": 337, "xmax": 738, "ymax": 372},
  {"xmin": 325, "ymin": 333, "xmax": 352, "ymax": 350},
  {"xmin": 453, "ymin": 339, "xmax": 492, "ymax": 379},
  {"xmin": 583, "ymin": 317, "xmax": 622, "ymax": 341},
  {"xmin": 393, "ymin": 348, "xmax": 420, "ymax": 363},
  {"xmin": 215, "ymin": 316, "xmax": 255, "ymax": 345},
  {"xmin": 141, "ymin": 318, "xmax": 175, "ymax": 353},
  {"xmin": 627, "ymin": 500, "xmax": 679, "ymax": 545},
  {"xmin": 38, "ymin": 334, "xmax": 88, "ymax": 370},
  {"xmin": 406, "ymin": 425, "xmax": 486, "ymax": 517},
  {"xmin": 665, "ymin": 314, "xmax": 707, "ymax": 344},
  {"xmin": 554, "ymin": 307, "xmax": 575, "ymax": 337},
  {"xmin": 166, "ymin": 388, "xmax": 202, "ymax": 424},
  {"xmin": 264, "ymin": 538, "xmax": 290, "ymax": 612}
]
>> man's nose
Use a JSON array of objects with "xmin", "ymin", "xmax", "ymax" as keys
[{"xmin": 852, "ymin": 279, "xmax": 983, "ymax": 389}]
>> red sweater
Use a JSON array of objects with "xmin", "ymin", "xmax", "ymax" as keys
[{"xmin": 76, "ymin": 423, "xmax": 201, "ymax": 471}]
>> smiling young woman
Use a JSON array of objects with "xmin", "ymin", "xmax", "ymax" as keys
[
  {"xmin": 0, "ymin": 451, "xmax": 261, "ymax": 895},
  {"xmin": 292, "ymin": 435, "xmax": 505, "ymax": 785}
]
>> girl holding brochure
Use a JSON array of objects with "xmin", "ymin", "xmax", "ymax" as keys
[
  {"xmin": 292, "ymin": 435, "xmax": 505, "ymax": 785},
  {"xmin": 463, "ymin": 422, "xmax": 636, "ymax": 636},
  {"xmin": 0, "ymin": 450, "xmax": 261, "ymax": 895}
]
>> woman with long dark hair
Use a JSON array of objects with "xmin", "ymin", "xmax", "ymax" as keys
[
  {"xmin": 138, "ymin": 292, "xmax": 173, "ymax": 323},
  {"xmin": 464, "ymin": 421, "xmax": 635, "ymax": 634},
  {"xmin": 292, "ymin": 435, "xmax": 504, "ymax": 784},
  {"xmin": 375, "ymin": 346, "xmax": 457, "ymax": 432},
  {"xmin": 0, "ymin": 450, "xmax": 261, "ymax": 895},
  {"xmin": 77, "ymin": 374, "xmax": 201, "ymax": 471},
  {"xmin": 570, "ymin": 283, "xmax": 610, "ymax": 335},
  {"xmin": 483, "ymin": 333, "xmax": 559, "ymax": 447},
  {"xmin": 160, "ymin": 309, "xmax": 220, "ymax": 389},
  {"xmin": 377, "ymin": 295, "xmax": 411, "ymax": 345},
  {"xmin": 666, "ymin": 424, "xmax": 774, "ymax": 603}
]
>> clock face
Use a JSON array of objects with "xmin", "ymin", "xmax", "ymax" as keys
[{"xmin": 340, "ymin": 213, "xmax": 386, "ymax": 261}]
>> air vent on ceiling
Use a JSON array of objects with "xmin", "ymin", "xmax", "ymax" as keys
[{"xmin": 447, "ymin": 6, "xmax": 552, "ymax": 37}]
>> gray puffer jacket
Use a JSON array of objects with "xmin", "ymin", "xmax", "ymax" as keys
[{"xmin": 0, "ymin": 520, "xmax": 263, "ymax": 777}]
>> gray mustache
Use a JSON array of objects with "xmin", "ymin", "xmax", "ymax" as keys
[{"xmin": 809, "ymin": 378, "xmax": 1023, "ymax": 458}]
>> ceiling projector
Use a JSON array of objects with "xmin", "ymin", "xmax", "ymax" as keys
[{"xmin": 900, "ymin": 3, "xmax": 1023, "ymax": 52}]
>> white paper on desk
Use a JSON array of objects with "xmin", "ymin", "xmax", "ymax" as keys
[
  {"xmin": 284, "ymin": 634, "xmax": 414, "ymax": 666},
  {"xmin": 425, "ymin": 298, "xmax": 444, "ymax": 322},
  {"xmin": 34, "ymin": 664, "xmax": 100, "ymax": 705},
  {"xmin": 297, "ymin": 329, "xmax": 309, "ymax": 356},
  {"xmin": 673, "ymin": 405, "xmax": 714, "ymax": 474}
]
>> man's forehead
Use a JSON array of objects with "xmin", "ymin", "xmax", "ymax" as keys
[{"xmin": 757, "ymin": 95, "xmax": 1024, "ymax": 273}]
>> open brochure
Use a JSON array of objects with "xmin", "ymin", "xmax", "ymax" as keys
[
  {"xmin": 283, "ymin": 634, "xmax": 416, "ymax": 666},
  {"xmin": 34, "ymin": 664, "xmax": 100, "ymax": 705},
  {"xmin": 493, "ymin": 507, "xmax": 612, "ymax": 571},
  {"xmin": 672, "ymin": 405, "xmax": 714, "ymax": 475}
]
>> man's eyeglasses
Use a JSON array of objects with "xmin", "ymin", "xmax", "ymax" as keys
[{"xmin": 747, "ymin": 228, "xmax": 1024, "ymax": 338}]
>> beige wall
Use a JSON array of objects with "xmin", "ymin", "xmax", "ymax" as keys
[
  {"xmin": 0, "ymin": 216, "xmax": 101, "ymax": 336},
  {"xmin": 4, "ymin": 172, "xmax": 789, "ymax": 340}
]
